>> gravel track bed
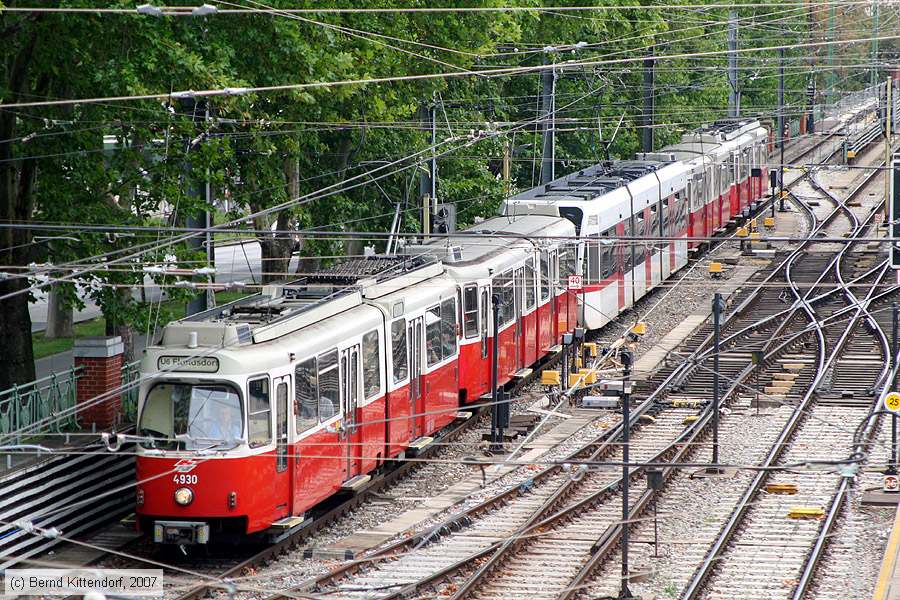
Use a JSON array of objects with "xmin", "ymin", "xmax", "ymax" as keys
[
  {"xmin": 580, "ymin": 396, "xmax": 798, "ymax": 598},
  {"xmin": 807, "ymin": 419, "xmax": 897, "ymax": 600}
]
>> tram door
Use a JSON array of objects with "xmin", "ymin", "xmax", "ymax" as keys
[
  {"xmin": 340, "ymin": 345, "xmax": 362, "ymax": 479},
  {"xmin": 514, "ymin": 267, "xmax": 525, "ymax": 372},
  {"xmin": 407, "ymin": 317, "xmax": 425, "ymax": 439},
  {"xmin": 273, "ymin": 375, "xmax": 291, "ymax": 514}
]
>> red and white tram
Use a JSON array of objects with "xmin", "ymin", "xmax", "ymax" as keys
[{"xmin": 134, "ymin": 119, "xmax": 772, "ymax": 545}]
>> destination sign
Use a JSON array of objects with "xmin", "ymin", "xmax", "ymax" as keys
[{"xmin": 157, "ymin": 356, "xmax": 220, "ymax": 373}]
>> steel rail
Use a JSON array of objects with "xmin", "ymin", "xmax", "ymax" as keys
[{"xmin": 680, "ymin": 154, "xmax": 890, "ymax": 599}]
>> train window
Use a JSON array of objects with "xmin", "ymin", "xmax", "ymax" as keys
[
  {"xmin": 497, "ymin": 269, "xmax": 514, "ymax": 326},
  {"xmin": 525, "ymin": 257, "xmax": 536, "ymax": 309},
  {"xmin": 391, "ymin": 319, "xmax": 408, "ymax": 384},
  {"xmin": 623, "ymin": 220, "xmax": 634, "ymax": 273},
  {"xmin": 248, "ymin": 377, "xmax": 271, "ymax": 448},
  {"xmin": 138, "ymin": 383, "xmax": 242, "ymax": 450},
  {"xmin": 350, "ymin": 351, "xmax": 359, "ymax": 404},
  {"xmin": 295, "ymin": 359, "xmax": 318, "ymax": 433},
  {"xmin": 662, "ymin": 200, "xmax": 671, "ymax": 236},
  {"xmin": 276, "ymin": 382, "xmax": 288, "ymax": 472},
  {"xmin": 317, "ymin": 350, "xmax": 339, "ymax": 421},
  {"xmin": 600, "ymin": 229, "xmax": 614, "ymax": 279},
  {"xmin": 463, "ymin": 285, "xmax": 478, "ymax": 338},
  {"xmin": 480, "ymin": 288, "xmax": 489, "ymax": 357},
  {"xmin": 363, "ymin": 330, "xmax": 381, "ymax": 399},
  {"xmin": 426, "ymin": 304, "xmax": 442, "ymax": 367},
  {"xmin": 441, "ymin": 298, "xmax": 457, "ymax": 359},
  {"xmin": 587, "ymin": 235, "xmax": 600, "ymax": 284},
  {"xmin": 539, "ymin": 250, "xmax": 550, "ymax": 301}
]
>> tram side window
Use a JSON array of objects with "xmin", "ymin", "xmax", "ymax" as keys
[
  {"xmin": 463, "ymin": 285, "xmax": 478, "ymax": 338},
  {"xmin": 498, "ymin": 270, "xmax": 514, "ymax": 326},
  {"xmin": 623, "ymin": 219, "xmax": 634, "ymax": 272},
  {"xmin": 525, "ymin": 257, "xmax": 536, "ymax": 309},
  {"xmin": 391, "ymin": 319, "xmax": 408, "ymax": 384},
  {"xmin": 632, "ymin": 216, "xmax": 645, "ymax": 265},
  {"xmin": 480, "ymin": 288, "xmax": 489, "ymax": 357},
  {"xmin": 295, "ymin": 359, "xmax": 318, "ymax": 433},
  {"xmin": 662, "ymin": 200, "xmax": 671, "ymax": 237},
  {"xmin": 363, "ymin": 329, "xmax": 381, "ymax": 399},
  {"xmin": 426, "ymin": 304, "xmax": 442, "ymax": 367},
  {"xmin": 248, "ymin": 377, "xmax": 271, "ymax": 448},
  {"xmin": 587, "ymin": 235, "xmax": 600, "ymax": 283},
  {"xmin": 600, "ymin": 228, "xmax": 614, "ymax": 279},
  {"xmin": 540, "ymin": 250, "xmax": 550, "ymax": 301},
  {"xmin": 317, "ymin": 350, "xmax": 339, "ymax": 421},
  {"xmin": 441, "ymin": 298, "xmax": 457, "ymax": 359}
]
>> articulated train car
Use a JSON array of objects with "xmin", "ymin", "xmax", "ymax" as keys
[
  {"xmin": 134, "ymin": 119, "xmax": 770, "ymax": 545},
  {"xmin": 136, "ymin": 216, "xmax": 578, "ymax": 545},
  {"xmin": 504, "ymin": 119, "xmax": 768, "ymax": 328}
]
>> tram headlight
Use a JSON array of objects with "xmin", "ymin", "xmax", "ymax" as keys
[{"xmin": 174, "ymin": 487, "xmax": 193, "ymax": 506}]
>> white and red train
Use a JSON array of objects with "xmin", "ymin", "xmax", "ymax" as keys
[{"xmin": 135, "ymin": 119, "xmax": 769, "ymax": 545}]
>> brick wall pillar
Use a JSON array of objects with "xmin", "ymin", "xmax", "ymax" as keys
[{"xmin": 74, "ymin": 336, "xmax": 124, "ymax": 429}]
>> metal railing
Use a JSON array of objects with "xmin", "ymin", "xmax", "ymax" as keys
[
  {"xmin": 0, "ymin": 367, "xmax": 83, "ymax": 441},
  {"xmin": 0, "ymin": 360, "xmax": 140, "ymax": 442}
]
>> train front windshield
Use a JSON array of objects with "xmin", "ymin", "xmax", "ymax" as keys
[{"xmin": 138, "ymin": 383, "xmax": 243, "ymax": 450}]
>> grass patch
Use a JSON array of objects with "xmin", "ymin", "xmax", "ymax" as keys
[
  {"xmin": 33, "ymin": 317, "xmax": 107, "ymax": 361},
  {"xmin": 32, "ymin": 291, "xmax": 250, "ymax": 360}
]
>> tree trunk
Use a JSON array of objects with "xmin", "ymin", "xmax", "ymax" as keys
[
  {"xmin": 0, "ymin": 25, "xmax": 40, "ymax": 388},
  {"xmin": 45, "ymin": 282, "xmax": 74, "ymax": 339},
  {"xmin": 258, "ymin": 216, "xmax": 293, "ymax": 284},
  {"xmin": 0, "ymin": 280, "xmax": 36, "ymax": 390}
]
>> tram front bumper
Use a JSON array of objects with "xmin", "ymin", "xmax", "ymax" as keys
[{"xmin": 153, "ymin": 520, "xmax": 210, "ymax": 544}]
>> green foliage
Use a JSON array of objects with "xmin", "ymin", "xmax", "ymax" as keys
[{"xmin": 1, "ymin": 0, "xmax": 880, "ymax": 348}]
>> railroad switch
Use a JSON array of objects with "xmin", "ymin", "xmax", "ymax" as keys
[
  {"xmin": 787, "ymin": 507, "xmax": 825, "ymax": 520},
  {"xmin": 682, "ymin": 415, "xmax": 700, "ymax": 425},
  {"xmin": 708, "ymin": 262, "xmax": 724, "ymax": 278},
  {"xmin": 736, "ymin": 226, "xmax": 749, "ymax": 238},
  {"xmin": 568, "ymin": 373, "xmax": 584, "ymax": 389},
  {"xmin": 763, "ymin": 216, "xmax": 776, "ymax": 228},
  {"xmin": 639, "ymin": 414, "xmax": 656, "ymax": 424},
  {"xmin": 631, "ymin": 322, "xmax": 647, "ymax": 336},
  {"xmin": 764, "ymin": 483, "xmax": 798, "ymax": 495},
  {"xmin": 583, "ymin": 342, "xmax": 598, "ymax": 358}
]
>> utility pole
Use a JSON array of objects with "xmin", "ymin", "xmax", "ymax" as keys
[
  {"xmin": 778, "ymin": 47, "xmax": 785, "ymax": 198},
  {"xmin": 886, "ymin": 77, "xmax": 893, "ymax": 224},
  {"xmin": 826, "ymin": 1, "xmax": 835, "ymax": 106},
  {"xmin": 872, "ymin": 0, "xmax": 880, "ymax": 89},
  {"xmin": 502, "ymin": 137, "xmax": 511, "ymax": 197},
  {"xmin": 419, "ymin": 101, "xmax": 437, "ymax": 239},
  {"xmin": 490, "ymin": 295, "xmax": 503, "ymax": 452},
  {"xmin": 183, "ymin": 97, "xmax": 210, "ymax": 317},
  {"xmin": 727, "ymin": 11, "xmax": 739, "ymax": 118},
  {"xmin": 642, "ymin": 48, "xmax": 655, "ymax": 152},
  {"xmin": 711, "ymin": 293, "xmax": 725, "ymax": 469},
  {"xmin": 540, "ymin": 49, "xmax": 557, "ymax": 185},
  {"xmin": 619, "ymin": 348, "xmax": 634, "ymax": 599}
]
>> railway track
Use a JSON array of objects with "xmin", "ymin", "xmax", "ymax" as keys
[
  {"xmin": 237, "ymin": 115, "xmax": 881, "ymax": 600},
  {"xmin": 25, "ymin": 103, "xmax": 874, "ymax": 600},
  {"xmin": 677, "ymin": 136, "xmax": 895, "ymax": 600}
]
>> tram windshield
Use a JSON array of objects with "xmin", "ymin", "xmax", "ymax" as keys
[{"xmin": 138, "ymin": 383, "xmax": 243, "ymax": 450}]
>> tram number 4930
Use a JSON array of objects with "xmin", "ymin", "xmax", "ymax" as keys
[{"xmin": 173, "ymin": 474, "xmax": 199, "ymax": 485}]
